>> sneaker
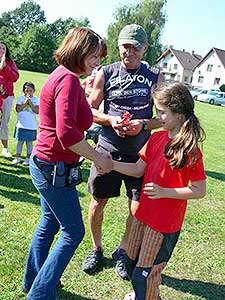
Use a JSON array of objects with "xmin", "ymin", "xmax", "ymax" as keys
[
  {"xmin": 82, "ymin": 246, "xmax": 103, "ymax": 275},
  {"xmin": 23, "ymin": 158, "xmax": 30, "ymax": 166},
  {"xmin": 12, "ymin": 158, "xmax": 21, "ymax": 165},
  {"xmin": 2, "ymin": 148, "xmax": 12, "ymax": 158},
  {"xmin": 112, "ymin": 246, "xmax": 124, "ymax": 261},
  {"xmin": 115, "ymin": 248, "xmax": 129, "ymax": 280}
]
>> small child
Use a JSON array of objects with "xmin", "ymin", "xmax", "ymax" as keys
[
  {"xmin": 112, "ymin": 82, "xmax": 206, "ymax": 300},
  {"xmin": 12, "ymin": 82, "xmax": 39, "ymax": 165}
]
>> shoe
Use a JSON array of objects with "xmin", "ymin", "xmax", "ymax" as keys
[
  {"xmin": 23, "ymin": 158, "xmax": 30, "ymax": 166},
  {"xmin": 12, "ymin": 158, "xmax": 21, "ymax": 165},
  {"xmin": 2, "ymin": 148, "xmax": 12, "ymax": 158},
  {"xmin": 82, "ymin": 246, "xmax": 103, "ymax": 275},
  {"xmin": 112, "ymin": 246, "xmax": 124, "ymax": 261},
  {"xmin": 115, "ymin": 248, "xmax": 129, "ymax": 280}
]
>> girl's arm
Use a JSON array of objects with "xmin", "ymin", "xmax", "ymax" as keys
[
  {"xmin": 143, "ymin": 180, "xmax": 206, "ymax": 200},
  {"xmin": 113, "ymin": 158, "xmax": 147, "ymax": 178}
]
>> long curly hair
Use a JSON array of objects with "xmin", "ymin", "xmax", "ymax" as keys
[{"xmin": 152, "ymin": 82, "xmax": 206, "ymax": 169}]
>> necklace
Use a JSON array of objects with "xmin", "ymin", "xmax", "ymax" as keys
[{"xmin": 118, "ymin": 63, "xmax": 142, "ymax": 91}]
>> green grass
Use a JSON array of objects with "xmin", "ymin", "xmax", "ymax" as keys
[{"xmin": 0, "ymin": 70, "xmax": 224, "ymax": 300}]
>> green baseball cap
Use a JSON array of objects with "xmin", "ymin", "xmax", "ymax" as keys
[{"xmin": 118, "ymin": 24, "xmax": 148, "ymax": 49}]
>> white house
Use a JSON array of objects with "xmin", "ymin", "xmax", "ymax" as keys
[
  {"xmin": 192, "ymin": 48, "xmax": 225, "ymax": 89},
  {"xmin": 156, "ymin": 48, "xmax": 202, "ymax": 86}
]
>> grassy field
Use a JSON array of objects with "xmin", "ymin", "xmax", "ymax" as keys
[{"xmin": 0, "ymin": 70, "xmax": 224, "ymax": 300}]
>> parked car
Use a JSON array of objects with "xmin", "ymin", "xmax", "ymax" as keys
[
  {"xmin": 190, "ymin": 88, "xmax": 203, "ymax": 99},
  {"xmin": 196, "ymin": 89, "xmax": 220, "ymax": 103},
  {"xmin": 210, "ymin": 92, "xmax": 225, "ymax": 105}
]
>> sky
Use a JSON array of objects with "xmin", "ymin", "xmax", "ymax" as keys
[{"xmin": 1, "ymin": 0, "xmax": 225, "ymax": 57}]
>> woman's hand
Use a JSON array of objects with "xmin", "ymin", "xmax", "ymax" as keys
[
  {"xmin": 143, "ymin": 182, "xmax": 164, "ymax": 199},
  {"xmin": 0, "ymin": 53, "xmax": 6, "ymax": 70}
]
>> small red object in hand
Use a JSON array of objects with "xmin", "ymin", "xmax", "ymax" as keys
[{"xmin": 120, "ymin": 111, "xmax": 133, "ymax": 126}]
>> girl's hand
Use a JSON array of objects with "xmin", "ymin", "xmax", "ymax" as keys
[
  {"xmin": 125, "ymin": 119, "xmax": 143, "ymax": 136},
  {"xmin": 143, "ymin": 182, "xmax": 164, "ymax": 199}
]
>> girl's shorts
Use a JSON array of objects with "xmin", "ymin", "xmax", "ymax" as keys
[{"xmin": 14, "ymin": 127, "xmax": 37, "ymax": 141}]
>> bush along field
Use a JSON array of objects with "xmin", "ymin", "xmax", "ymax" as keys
[{"xmin": 0, "ymin": 70, "xmax": 224, "ymax": 300}]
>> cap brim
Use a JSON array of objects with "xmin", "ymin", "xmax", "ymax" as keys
[{"xmin": 118, "ymin": 39, "xmax": 144, "ymax": 49}]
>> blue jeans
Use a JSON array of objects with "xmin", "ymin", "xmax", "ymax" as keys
[{"xmin": 23, "ymin": 155, "xmax": 85, "ymax": 300}]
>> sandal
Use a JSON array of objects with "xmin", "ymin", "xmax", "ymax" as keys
[{"xmin": 124, "ymin": 291, "xmax": 135, "ymax": 300}]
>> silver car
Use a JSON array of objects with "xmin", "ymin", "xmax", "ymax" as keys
[{"xmin": 211, "ymin": 92, "xmax": 225, "ymax": 105}]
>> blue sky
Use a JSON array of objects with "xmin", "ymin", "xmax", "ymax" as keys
[{"xmin": 1, "ymin": 0, "xmax": 225, "ymax": 57}]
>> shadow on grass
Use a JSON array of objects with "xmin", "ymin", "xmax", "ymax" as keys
[
  {"xmin": 57, "ymin": 289, "xmax": 95, "ymax": 300},
  {"xmin": 205, "ymin": 170, "xmax": 225, "ymax": 182},
  {"xmin": 162, "ymin": 274, "xmax": 225, "ymax": 300},
  {"xmin": 0, "ymin": 160, "xmax": 90, "ymax": 205}
]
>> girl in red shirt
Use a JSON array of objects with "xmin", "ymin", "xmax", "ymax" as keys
[{"xmin": 113, "ymin": 83, "xmax": 206, "ymax": 300}]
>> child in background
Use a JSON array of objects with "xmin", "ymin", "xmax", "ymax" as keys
[
  {"xmin": 12, "ymin": 82, "xmax": 39, "ymax": 165},
  {"xmin": 112, "ymin": 82, "xmax": 206, "ymax": 300}
]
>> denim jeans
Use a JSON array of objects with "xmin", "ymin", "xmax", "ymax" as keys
[{"xmin": 23, "ymin": 155, "xmax": 85, "ymax": 300}]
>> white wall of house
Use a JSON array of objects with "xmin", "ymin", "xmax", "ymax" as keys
[
  {"xmin": 157, "ymin": 52, "xmax": 193, "ymax": 85},
  {"xmin": 192, "ymin": 52, "xmax": 225, "ymax": 88},
  {"xmin": 157, "ymin": 53, "xmax": 183, "ymax": 82}
]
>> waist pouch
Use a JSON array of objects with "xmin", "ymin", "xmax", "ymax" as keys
[{"xmin": 33, "ymin": 155, "xmax": 83, "ymax": 188}]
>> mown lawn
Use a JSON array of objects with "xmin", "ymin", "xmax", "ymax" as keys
[{"xmin": 0, "ymin": 70, "xmax": 224, "ymax": 300}]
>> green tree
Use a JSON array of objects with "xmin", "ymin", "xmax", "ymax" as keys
[
  {"xmin": 219, "ymin": 84, "xmax": 225, "ymax": 92},
  {"xmin": 0, "ymin": 0, "xmax": 46, "ymax": 37},
  {"xmin": 16, "ymin": 24, "xmax": 56, "ymax": 73},
  {"xmin": 106, "ymin": 0, "xmax": 166, "ymax": 65}
]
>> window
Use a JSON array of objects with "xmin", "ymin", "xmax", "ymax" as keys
[
  {"xmin": 184, "ymin": 76, "xmax": 188, "ymax": 82},
  {"xmin": 198, "ymin": 76, "xmax": 204, "ymax": 83},
  {"xmin": 163, "ymin": 63, "xmax": 168, "ymax": 68},
  {"xmin": 207, "ymin": 64, "xmax": 213, "ymax": 72},
  {"xmin": 174, "ymin": 64, "xmax": 178, "ymax": 70},
  {"xmin": 214, "ymin": 78, "xmax": 220, "ymax": 85}
]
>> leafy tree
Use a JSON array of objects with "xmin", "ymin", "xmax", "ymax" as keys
[
  {"xmin": 0, "ymin": 0, "xmax": 46, "ymax": 37},
  {"xmin": 219, "ymin": 84, "xmax": 225, "ymax": 92},
  {"xmin": 47, "ymin": 17, "xmax": 90, "ymax": 47},
  {"xmin": 16, "ymin": 24, "xmax": 56, "ymax": 73},
  {"xmin": 106, "ymin": 0, "xmax": 166, "ymax": 65}
]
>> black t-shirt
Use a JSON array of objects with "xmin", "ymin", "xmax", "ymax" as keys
[{"xmin": 98, "ymin": 62, "xmax": 159, "ymax": 159}]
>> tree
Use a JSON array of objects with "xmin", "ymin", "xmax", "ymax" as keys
[
  {"xmin": 219, "ymin": 84, "xmax": 225, "ymax": 92},
  {"xmin": 16, "ymin": 24, "xmax": 56, "ymax": 73},
  {"xmin": 106, "ymin": 0, "xmax": 167, "ymax": 65}
]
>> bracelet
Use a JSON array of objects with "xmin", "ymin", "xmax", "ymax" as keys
[{"xmin": 142, "ymin": 120, "xmax": 148, "ymax": 131}]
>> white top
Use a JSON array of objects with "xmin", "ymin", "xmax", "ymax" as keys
[{"xmin": 16, "ymin": 95, "xmax": 39, "ymax": 130}]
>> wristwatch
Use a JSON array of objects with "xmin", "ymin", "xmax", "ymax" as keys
[{"xmin": 142, "ymin": 120, "xmax": 148, "ymax": 131}]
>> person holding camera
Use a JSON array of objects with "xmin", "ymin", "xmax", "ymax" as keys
[
  {"xmin": 0, "ymin": 41, "xmax": 19, "ymax": 157},
  {"xmin": 22, "ymin": 27, "xmax": 112, "ymax": 300}
]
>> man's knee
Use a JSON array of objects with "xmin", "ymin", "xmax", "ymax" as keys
[{"xmin": 89, "ymin": 197, "xmax": 108, "ymax": 213}]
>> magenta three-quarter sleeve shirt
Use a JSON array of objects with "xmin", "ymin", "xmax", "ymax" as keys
[{"xmin": 34, "ymin": 66, "xmax": 93, "ymax": 164}]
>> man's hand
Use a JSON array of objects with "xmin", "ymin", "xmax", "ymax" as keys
[
  {"xmin": 125, "ymin": 119, "xmax": 143, "ymax": 136},
  {"xmin": 111, "ymin": 116, "xmax": 127, "ymax": 138}
]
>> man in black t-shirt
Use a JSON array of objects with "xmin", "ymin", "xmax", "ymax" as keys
[{"xmin": 82, "ymin": 24, "xmax": 162, "ymax": 279}]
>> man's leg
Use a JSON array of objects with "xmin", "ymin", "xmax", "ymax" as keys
[
  {"xmin": 82, "ymin": 196, "xmax": 108, "ymax": 274},
  {"xmin": 88, "ymin": 196, "xmax": 108, "ymax": 248}
]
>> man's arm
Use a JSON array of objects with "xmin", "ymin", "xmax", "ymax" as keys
[{"xmin": 88, "ymin": 70, "xmax": 126, "ymax": 137}]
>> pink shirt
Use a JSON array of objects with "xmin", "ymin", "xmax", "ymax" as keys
[
  {"xmin": 34, "ymin": 66, "xmax": 93, "ymax": 163},
  {"xmin": 0, "ymin": 58, "xmax": 19, "ymax": 96}
]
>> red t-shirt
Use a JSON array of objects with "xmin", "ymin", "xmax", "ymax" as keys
[
  {"xmin": 135, "ymin": 130, "xmax": 206, "ymax": 233},
  {"xmin": 34, "ymin": 66, "xmax": 93, "ymax": 163}
]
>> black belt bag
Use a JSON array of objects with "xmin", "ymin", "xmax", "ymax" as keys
[{"xmin": 33, "ymin": 155, "xmax": 83, "ymax": 188}]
